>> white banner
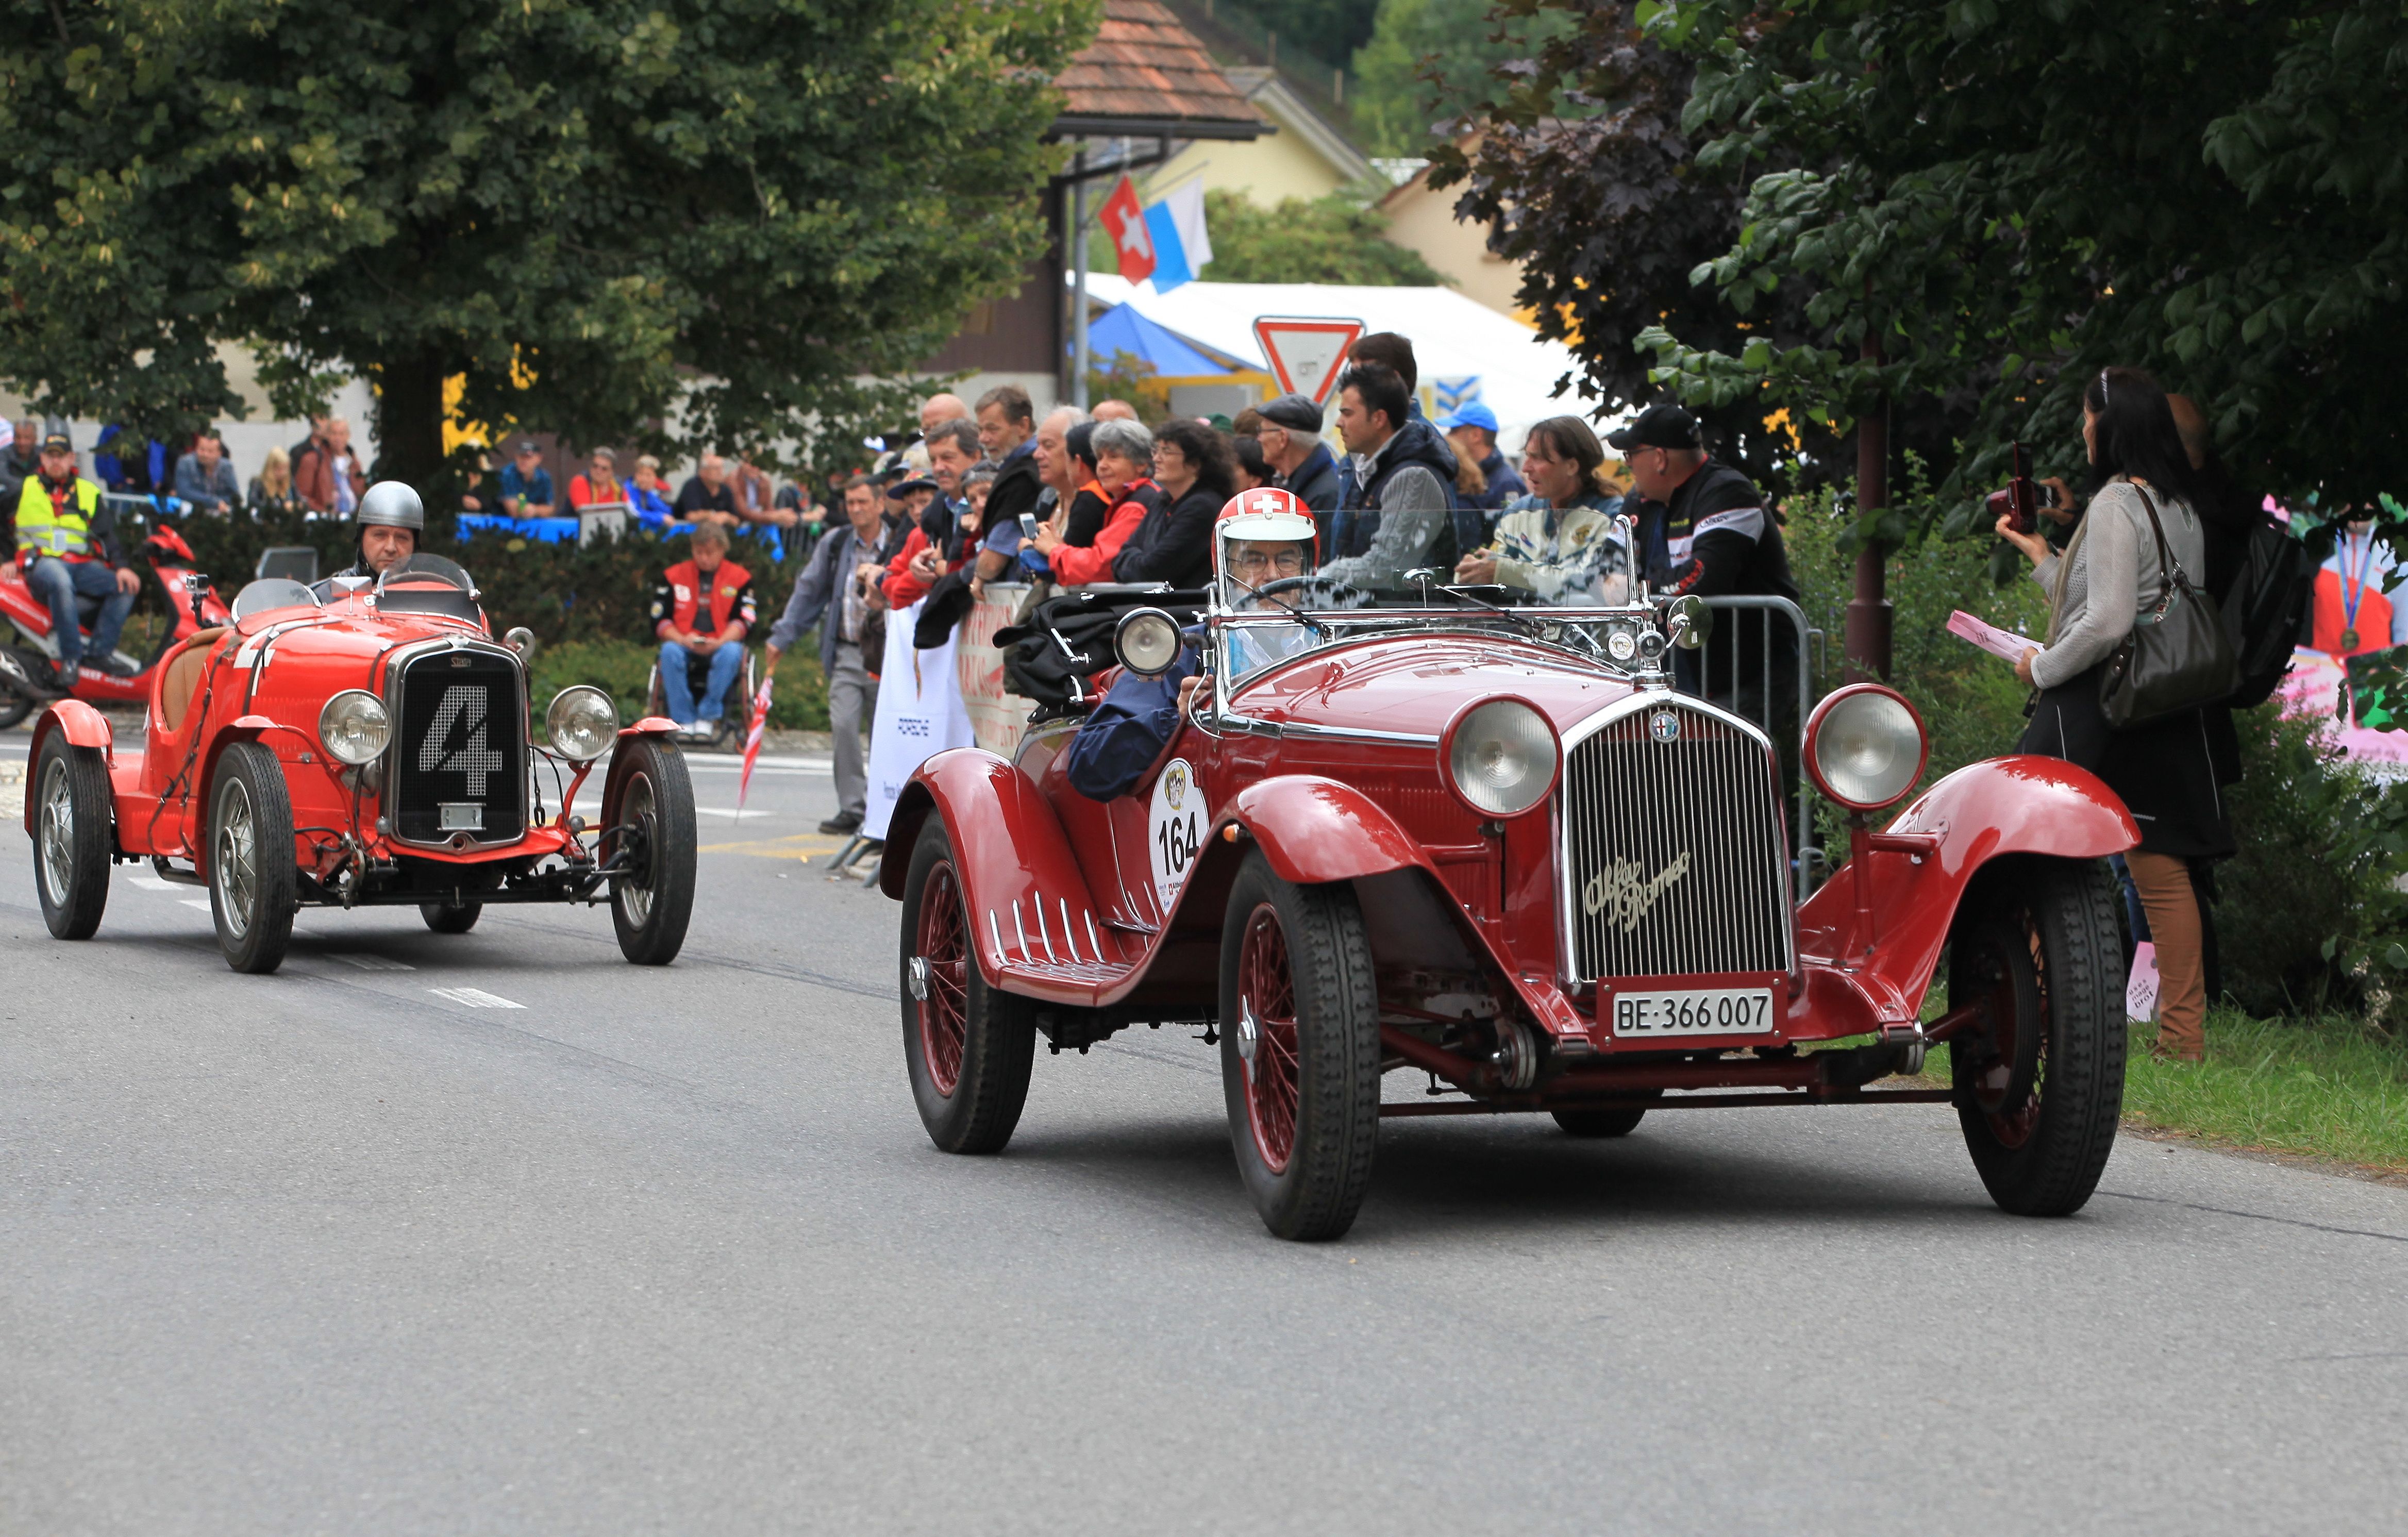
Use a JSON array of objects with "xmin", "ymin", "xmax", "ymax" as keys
[
  {"xmin": 956, "ymin": 582, "xmax": 1039, "ymax": 758},
  {"xmin": 862, "ymin": 599, "xmax": 977, "ymax": 841}
]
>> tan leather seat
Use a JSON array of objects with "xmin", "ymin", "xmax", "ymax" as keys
[{"xmin": 157, "ymin": 628, "xmax": 227, "ymax": 733}]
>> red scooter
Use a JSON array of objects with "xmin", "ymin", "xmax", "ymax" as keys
[{"xmin": 0, "ymin": 523, "xmax": 231, "ymax": 728}]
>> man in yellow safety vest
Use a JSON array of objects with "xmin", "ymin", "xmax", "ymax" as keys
[{"xmin": 9, "ymin": 432, "xmax": 139, "ymax": 692}]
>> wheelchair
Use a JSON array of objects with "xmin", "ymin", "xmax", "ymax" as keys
[{"xmin": 643, "ymin": 644, "xmax": 759, "ymax": 750}]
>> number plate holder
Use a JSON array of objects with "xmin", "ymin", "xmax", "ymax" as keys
[
  {"xmin": 1608, "ymin": 985, "xmax": 1776, "ymax": 1039},
  {"xmin": 438, "ymin": 803, "xmax": 484, "ymax": 832}
]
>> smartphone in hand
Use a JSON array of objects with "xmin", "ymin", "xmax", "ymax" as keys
[{"xmin": 1018, "ymin": 512, "xmax": 1041, "ymax": 541}]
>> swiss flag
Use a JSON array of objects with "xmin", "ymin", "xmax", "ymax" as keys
[{"xmin": 1096, "ymin": 174, "xmax": 1156, "ymax": 285}]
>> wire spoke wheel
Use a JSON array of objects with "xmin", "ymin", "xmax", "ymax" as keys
[
  {"xmin": 214, "ymin": 779, "xmax": 257, "ymax": 940},
  {"xmin": 31, "ymin": 734, "xmax": 111, "ymax": 940},
  {"xmin": 206, "ymin": 742, "xmax": 295, "ymax": 973},
  {"xmin": 617, "ymin": 773, "xmax": 657, "ymax": 930},
  {"xmin": 915, "ymin": 861, "xmax": 971, "ymax": 1096},
  {"xmin": 898, "ymin": 818, "xmax": 1034, "ymax": 1154},
  {"xmin": 1238, "ymin": 904, "xmax": 1301, "ymax": 1174},
  {"xmin": 37, "ymin": 755, "xmax": 76, "ymax": 900},
  {"xmin": 608, "ymin": 737, "xmax": 695, "ymax": 966}
]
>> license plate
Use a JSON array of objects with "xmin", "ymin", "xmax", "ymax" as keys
[
  {"xmin": 438, "ymin": 803, "xmax": 484, "ymax": 832},
  {"xmin": 1610, "ymin": 987, "xmax": 1775, "ymax": 1038}
]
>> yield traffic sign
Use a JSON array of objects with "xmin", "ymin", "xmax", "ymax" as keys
[{"xmin": 1251, "ymin": 316, "xmax": 1364, "ymax": 406}]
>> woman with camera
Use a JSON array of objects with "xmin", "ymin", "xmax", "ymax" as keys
[{"xmin": 1996, "ymin": 365, "xmax": 2228, "ymax": 1063}]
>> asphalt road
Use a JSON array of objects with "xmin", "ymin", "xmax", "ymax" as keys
[{"xmin": 3, "ymin": 726, "xmax": 2404, "ymax": 1536}]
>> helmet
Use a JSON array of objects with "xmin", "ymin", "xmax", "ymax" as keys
[
  {"xmin": 1214, "ymin": 487, "xmax": 1319, "ymax": 598},
  {"xmin": 357, "ymin": 480, "xmax": 425, "ymax": 531}
]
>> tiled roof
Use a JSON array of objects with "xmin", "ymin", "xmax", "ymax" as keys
[{"xmin": 1054, "ymin": 0, "xmax": 1265, "ymax": 135}]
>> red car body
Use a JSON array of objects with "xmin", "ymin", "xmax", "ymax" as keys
[{"xmin": 885, "ymin": 593, "xmax": 2139, "ymax": 1239}]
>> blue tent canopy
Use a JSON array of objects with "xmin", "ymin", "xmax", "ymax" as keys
[{"xmin": 1080, "ymin": 302, "xmax": 1234, "ymax": 377}]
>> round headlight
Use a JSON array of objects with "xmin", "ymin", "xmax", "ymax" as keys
[
  {"xmin": 1445, "ymin": 698, "xmax": 1559, "ymax": 817},
  {"xmin": 319, "ymin": 689, "xmax": 391, "ymax": 766},
  {"xmin": 546, "ymin": 686, "xmax": 618, "ymax": 762},
  {"xmin": 1805, "ymin": 684, "xmax": 1928, "ymax": 811},
  {"xmin": 1115, "ymin": 608, "xmax": 1183, "ymax": 677}
]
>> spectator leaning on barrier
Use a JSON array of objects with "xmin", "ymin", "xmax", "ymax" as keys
[
  {"xmin": 295, "ymin": 416, "xmax": 367, "ymax": 516},
  {"xmin": 1031, "ymin": 417, "xmax": 1160, "ymax": 588},
  {"xmin": 625, "ymin": 455, "xmax": 675, "ymax": 529},
  {"xmin": 1458, "ymin": 415, "xmax": 1628, "ymax": 604},
  {"xmin": 1258, "ymin": 393, "xmax": 1342, "ymax": 551},
  {"xmin": 498, "ymin": 439, "xmax": 557, "ymax": 520},
  {"xmin": 568, "ymin": 449, "xmax": 624, "ymax": 515},
  {"xmin": 1056, "ymin": 421, "xmax": 1114, "ymax": 547},
  {"xmin": 1319, "ymin": 362, "xmax": 1459, "ymax": 596},
  {"xmin": 650, "ymin": 520, "xmax": 757, "ymax": 744},
  {"xmin": 1113, "ymin": 417, "xmax": 1228, "ymax": 588},
  {"xmin": 12, "ymin": 431, "xmax": 138, "ymax": 689},
  {"xmin": 976, "ymin": 384, "xmax": 1042, "ymax": 536},
  {"xmin": 1441, "ymin": 402, "xmax": 1526, "ymax": 524},
  {"xmin": 767, "ymin": 474, "xmax": 888, "ymax": 834},
  {"xmin": 173, "ymin": 430, "xmax": 241, "ymax": 516},
  {"xmin": 675, "ymin": 454, "xmax": 742, "ymax": 528},
  {"xmin": 247, "ymin": 446, "xmax": 306, "ymax": 517}
]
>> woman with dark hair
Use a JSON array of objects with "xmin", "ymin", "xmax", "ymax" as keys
[
  {"xmin": 1457, "ymin": 415, "xmax": 1628, "ymax": 603},
  {"xmin": 1998, "ymin": 364, "xmax": 2225, "ymax": 1062},
  {"xmin": 1230, "ymin": 430, "xmax": 1272, "ymax": 493},
  {"xmin": 1112, "ymin": 417, "xmax": 1231, "ymax": 588}
]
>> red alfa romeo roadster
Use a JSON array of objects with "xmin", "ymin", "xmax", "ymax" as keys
[
  {"xmin": 883, "ymin": 504, "xmax": 2136, "ymax": 1241},
  {"xmin": 24, "ymin": 557, "xmax": 696, "ymax": 973}
]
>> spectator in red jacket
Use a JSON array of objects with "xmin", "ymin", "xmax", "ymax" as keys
[
  {"xmin": 1029, "ymin": 417, "xmax": 1159, "ymax": 588},
  {"xmin": 649, "ymin": 521, "xmax": 756, "ymax": 743}
]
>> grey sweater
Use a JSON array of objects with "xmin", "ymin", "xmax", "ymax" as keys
[{"xmin": 2029, "ymin": 478, "xmax": 2205, "ymax": 690}]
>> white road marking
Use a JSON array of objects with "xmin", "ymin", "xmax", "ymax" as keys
[
  {"xmin": 179, "ymin": 898, "xmax": 213, "ymax": 912},
  {"xmin": 680, "ymin": 762, "xmax": 830, "ymax": 776},
  {"xmin": 693, "ymin": 807, "xmax": 774, "ymax": 820},
  {"xmin": 426, "ymin": 986, "xmax": 523, "ymax": 1009},
  {"xmin": 126, "ymin": 874, "xmax": 179, "ymax": 891},
  {"xmin": 329, "ymin": 953, "xmax": 415, "ymax": 972}
]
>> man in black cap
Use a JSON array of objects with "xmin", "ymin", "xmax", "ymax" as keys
[
  {"xmin": 1257, "ymin": 392, "xmax": 1342, "ymax": 549},
  {"xmin": 1611, "ymin": 404, "xmax": 1801, "ymax": 728}
]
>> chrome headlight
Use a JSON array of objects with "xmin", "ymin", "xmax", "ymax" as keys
[
  {"xmin": 1805, "ymin": 684, "xmax": 1928, "ymax": 811},
  {"xmin": 1444, "ymin": 698, "xmax": 1559, "ymax": 818},
  {"xmin": 546, "ymin": 686, "xmax": 617, "ymax": 762},
  {"xmin": 319, "ymin": 689, "xmax": 391, "ymax": 766},
  {"xmin": 1114, "ymin": 608, "xmax": 1183, "ymax": 677}
]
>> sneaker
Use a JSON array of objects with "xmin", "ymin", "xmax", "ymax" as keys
[
  {"xmin": 818, "ymin": 809, "xmax": 863, "ymax": 835},
  {"xmin": 98, "ymin": 656, "xmax": 141, "ymax": 679}
]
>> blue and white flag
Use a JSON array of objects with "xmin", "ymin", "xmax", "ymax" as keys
[
  {"xmin": 1433, "ymin": 376, "xmax": 1483, "ymax": 415},
  {"xmin": 1142, "ymin": 180, "xmax": 1214, "ymax": 295}
]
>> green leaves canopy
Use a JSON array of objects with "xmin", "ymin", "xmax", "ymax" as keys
[{"xmin": 0, "ymin": 0, "xmax": 1093, "ymax": 485}]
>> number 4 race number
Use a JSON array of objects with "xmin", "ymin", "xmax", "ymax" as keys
[{"xmin": 1147, "ymin": 758, "xmax": 1205, "ymax": 913}]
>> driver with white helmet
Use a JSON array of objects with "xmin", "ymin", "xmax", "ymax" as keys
[{"xmin": 1063, "ymin": 489, "xmax": 1322, "ymax": 800}]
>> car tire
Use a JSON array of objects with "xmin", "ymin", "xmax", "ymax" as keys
[
  {"xmin": 608, "ymin": 736, "xmax": 695, "ymax": 965},
  {"xmin": 420, "ymin": 900, "xmax": 482, "ymax": 934},
  {"xmin": 31, "ymin": 732, "xmax": 112, "ymax": 940},
  {"xmin": 898, "ymin": 817, "xmax": 1036, "ymax": 1154},
  {"xmin": 1551, "ymin": 1092, "xmax": 1660, "ymax": 1139},
  {"xmin": 1218, "ymin": 849, "xmax": 1380, "ymax": 1242},
  {"xmin": 207, "ymin": 741, "xmax": 296, "ymax": 975},
  {"xmin": 1949, "ymin": 856, "xmax": 2126, "ymax": 1217}
]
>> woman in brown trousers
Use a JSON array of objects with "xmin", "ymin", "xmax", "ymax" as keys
[{"xmin": 1997, "ymin": 365, "xmax": 2226, "ymax": 1062}]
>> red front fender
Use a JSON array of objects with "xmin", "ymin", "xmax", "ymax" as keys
[
  {"xmin": 598, "ymin": 718, "xmax": 683, "ymax": 829},
  {"xmin": 1798, "ymin": 754, "xmax": 2139, "ymax": 1024},
  {"xmin": 23, "ymin": 701, "xmax": 115, "ymax": 836},
  {"xmin": 1224, "ymin": 775, "xmax": 1427, "ymax": 885}
]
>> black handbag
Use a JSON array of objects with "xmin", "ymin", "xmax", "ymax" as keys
[{"xmin": 2097, "ymin": 483, "xmax": 2240, "ymax": 728}]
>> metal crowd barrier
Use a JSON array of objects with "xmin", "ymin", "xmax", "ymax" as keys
[{"xmin": 1697, "ymin": 594, "xmax": 1826, "ymax": 893}]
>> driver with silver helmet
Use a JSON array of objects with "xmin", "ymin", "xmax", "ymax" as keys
[
  {"xmin": 1063, "ymin": 489, "xmax": 1322, "ymax": 801},
  {"xmin": 314, "ymin": 480, "xmax": 423, "ymax": 598}
]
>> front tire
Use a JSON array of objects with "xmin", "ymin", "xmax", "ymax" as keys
[
  {"xmin": 608, "ymin": 736, "xmax": 695, "ymax": 965},
  {"xmin": 32, "ymin": 732, "xmax": 112, "ymax": 940},
  {"xmin": 207, "ymin": 742, "xmax": 296, "ymax": 974},
  {"xmin": 1949, "ymin": 857, "xmax": 2126, "ymax": 1216},
  {"xmin": 1219, "ymin": 850, "xmax": 1380, "ymax": 1241},
  {"xmin": 420, "ymin": 900, "xmax": 482, "ymax": 934},
  {"xmin": 898, "ymin": 817, "xmax": 1036, "ymax": 1153}
]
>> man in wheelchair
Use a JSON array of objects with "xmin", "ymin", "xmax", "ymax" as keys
[
  {"xmin": 650, "ymin": 519, "xmax": 757, "ymax": 744},
  {"xmin": 10, "ymin": 432, "xmax": 139, "ymax": 692}
]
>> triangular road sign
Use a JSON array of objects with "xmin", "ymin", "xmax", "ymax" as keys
[{"xmin": 1252, "ymin": 315, "xmax": 1365, "ymax": 406}]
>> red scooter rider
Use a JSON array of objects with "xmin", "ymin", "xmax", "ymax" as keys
[{"xmin": 8, "ymin": 432, "xmax": 140, "ymax": 694}]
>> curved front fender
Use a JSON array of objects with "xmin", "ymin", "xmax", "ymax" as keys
[
  {"xmin": 22, "ymin": 700, "xmax": 115, "ymax": 836},
  {"xmin": 1224, "ymin": 775, "xmax": 1428, "ymax": 886}
]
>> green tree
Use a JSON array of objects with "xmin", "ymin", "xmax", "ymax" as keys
[
  {"xmin": 1349, "ymin": 0, "xmax": 1573, "ymax": 158},
  {"xmin": 1223, "ymin": 0, "xmax": 1383, "ymax": 72},
  {"xmin": 1196, "ymin": 188, "xmax": 1446, "ymax": 285},
  {"xmin": 0, "ymin": 0, "xmax": 1093, "ymax": 490}
]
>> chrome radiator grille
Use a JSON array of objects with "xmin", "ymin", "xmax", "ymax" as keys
[
  {"xmin": 1560, "ymin": 700, "xmax": 1792, "ymax": 982},
  {"xmin": 391, "ymin": 647, "xmax": 526, "ymax": 844}
]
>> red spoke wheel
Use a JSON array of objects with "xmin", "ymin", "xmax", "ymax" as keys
[
  {"xmin": 1947, "ymin": 856, "xmax": 2125, "ymax": 1216},
  {"xmin": 898, "ymin": 817, "xmax": 1035, "ymax": 1154},
  {"xmin": 1218, "ymin": 849, "xmax": 1380, "ymax": 1242}
]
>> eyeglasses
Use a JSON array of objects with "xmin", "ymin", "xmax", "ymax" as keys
[{"xmin": 1229, "ymin": 547, "xmax": 1308, "ymax": 575}]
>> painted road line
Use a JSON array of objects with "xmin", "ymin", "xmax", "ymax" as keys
[
  {"xmin": 693, "ymin": 807, "xmax": 777, "ymax": 820},
  {"xmin": 329, "ymin": 954, "xmax": 416, "ymax": 972},
  {"xmin": 426, "ymin": 987, "xmax": 523, "ymax": 1009},
  {"xmin": 180, "ymin": 898, "xmax": 214, "ymax": 912},
  {"xmin": 126, "ymin": 874, "xmax": 180, "ymax": 892},
  {"xmin": 697, "ymin": 834, "xmax": 842, "ymax": 858}
]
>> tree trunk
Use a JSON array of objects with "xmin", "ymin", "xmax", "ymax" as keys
[
  {"xmin": 1844, "ymin": 335, "xmax": 1892, "ymax": 683},
  {"xmin": 372, "ymin": 352, "xmax": 451, "ymax": 506}
]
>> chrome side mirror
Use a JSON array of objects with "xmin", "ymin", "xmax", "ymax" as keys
[{"xmin": 1667, "ymin": 595, "xmax": 1713, "ymax": 651}]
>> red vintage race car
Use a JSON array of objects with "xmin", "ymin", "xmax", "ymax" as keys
[
  {"xmin": 882, "ymin": 497, "xmax": 2137, "ymax": 1240},
  {"xmin": 23, "ymin": 554, "xmax": 697, "ymax": 973}
]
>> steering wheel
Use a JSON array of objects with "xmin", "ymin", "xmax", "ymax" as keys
[{"xmin": 1249, "ymin": 574, "xmax": 1362, "ymax": 607}]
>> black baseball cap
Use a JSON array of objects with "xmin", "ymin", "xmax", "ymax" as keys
[
  {"xmin": 1607, "ymin": 404, "xmax": 1703, "ymax": 453},
  {"xmin": 39, "ymin": 432, "xmax": 73, "ymax": 455},
  {"xmin": 886, "ymin": 474, "xmax": 937, "ymax": 499}
]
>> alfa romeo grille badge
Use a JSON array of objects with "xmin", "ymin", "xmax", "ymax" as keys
[{"xmin": 1648, "ymin": 709, "xmax": 1681, "ymax": 743}]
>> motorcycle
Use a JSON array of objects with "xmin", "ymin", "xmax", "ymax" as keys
[{"xmin": 0, "ymin": 523, "xmax": 232, "ymax": 728}]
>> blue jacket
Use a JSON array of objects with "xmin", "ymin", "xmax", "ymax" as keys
[{"xmin": 1063, "ymin": 647, "xmax": 1199, "ymax": 801}]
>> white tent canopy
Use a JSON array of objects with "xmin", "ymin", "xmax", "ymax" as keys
[{"xmin": 1080, "ymin": 274, "xmax": 1623, "ymax": 448}]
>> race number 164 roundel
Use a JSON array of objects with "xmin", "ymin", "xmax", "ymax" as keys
[{"xmin": 1147, "ymin": 758, "xmax": 1204, "ymax": 913}]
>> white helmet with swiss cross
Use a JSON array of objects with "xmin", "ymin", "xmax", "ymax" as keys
[{"xmin": 1214, "ymin": 487, "xmax": 1318, "ymax": 603}]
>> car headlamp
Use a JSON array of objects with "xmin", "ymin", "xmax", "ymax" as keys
[
  {"xmin": 1804, "ymin": 684, "xmax": 1928, "ymax": 812},
  {"xmin": 1114, "ymin": 608, "xmax": 1183, "ymax": 677},
  {"xmin": 546, "ymin": 686, "xmax": 618, "ymax": 762},
  {"xmin": 319, "ymin": 689, "xmax": 391, "ymax": 766},
  {"xmin": 1443, "ymin": 698, "xmax": 1559, "ymax": 818}
]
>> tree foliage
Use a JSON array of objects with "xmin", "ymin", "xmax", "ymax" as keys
[
  {"xmin": 1634, "ymin": 0, "xmax": 2408, "ymax": 524},
  {"xmin": 0, "ymin": 0, "xmax": 1092, "ymax": 490},
  {"xmin": 1197, "ymin": 188, "xmax": 1447, "ymax": 285},
  {"xmin": 1223, "ymin": 0, "xmax": 1383, "ymax": 72},
  {"xmin": 1349, "ymin": 0, "xmax": 1573, "ymax": 158}
]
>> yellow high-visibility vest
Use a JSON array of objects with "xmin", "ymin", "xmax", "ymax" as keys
[{"xmin": 13, "ymin": 474, "xmax": 104, "ymax": 559}]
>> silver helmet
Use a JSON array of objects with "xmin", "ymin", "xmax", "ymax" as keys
[{"xmin": 357, "ymin": 480, "xmax": 424, "ymax": 531}]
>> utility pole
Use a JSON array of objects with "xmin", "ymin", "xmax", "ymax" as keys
[
  {"xmin": 1069, "ymin": 146, "xmax": 1090, "ymax": 411},
  {"xmin": 1846, "ymin": 331, "xmax": 1892, "ymax": 682}
]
